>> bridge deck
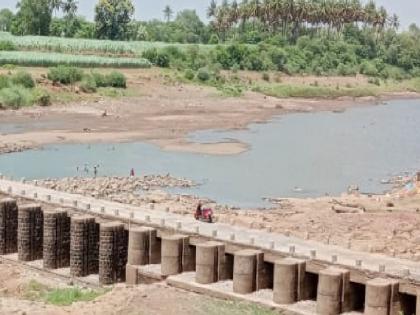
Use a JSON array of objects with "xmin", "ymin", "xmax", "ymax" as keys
[{"xmin": 0, "ymin": 178, "xmax": 419, "ymax": 294}]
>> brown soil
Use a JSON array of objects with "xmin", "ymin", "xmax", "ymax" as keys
[{"xmin": 0, "ymin": 262, "xmax": 274, "ymax": 315}]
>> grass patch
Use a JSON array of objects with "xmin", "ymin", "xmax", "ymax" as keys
[
  {"xmin": 24, "ymin": 279, "xmax": 108, "ymax": 306},
  {"xmin": 252, "ymin": 82, "xmax": 379, "ymax": 99},
  {"xmin": 201, "ymin": 299, "xmax": 278, "ymax": 315},
  {"xmin": 44, "ymin": 287, "xmax": 108, "ymax": 306}
]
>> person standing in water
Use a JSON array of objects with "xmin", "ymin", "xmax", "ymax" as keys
[
  {"xmin": 93, "ymin": 165, "xmax": 98, "ymax": 178},
  {"xmin": 130, "ymin": 168, "xmax": 135, "ymax": 177}
]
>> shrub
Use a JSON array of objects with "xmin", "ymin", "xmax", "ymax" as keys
[
  {"xmin": 32, "ymin": 89, "xmax": 51, "ymax": 106},
  {"xmin": 0, "ymin": 75, "xmax": 10, "ymax": 90},
  {"xmin": 91, "ymin": 71, "xmax": 107, "ymax": 87},
  {"xmin": 184, "ymin": 69, "xmax": 195, "ymax": 80},
  {"xmin": 0, "ymin": 86, "xmax": 31, "ymax": 109},
  {"xmin": 0, "ymin": 40, "xmax": 16, "ymax": 51},
  {"xmin": 270, "ymin": 48, "xmax": 287, "ymax": 71},
  {"xmin": 359, "ymin": 61, "xmax": 378, "ymax": 76},
  {"xmin": 48, "ymin": 66, "xmax": 83, "ymax": 85},
  {"xmin": 368, "ymin": 77, "xmax": 381, "ymax": 86},
  {"xmin": 208, "ymin": 34, "xmax": 219, "ymax": 44},
  {"xmin": 2, "ymin": 64, "xmax": 16, "ymax": 70},
  {"xmin": 11, "ymin": 71, "xmax": 35, "ymax": 88},
  {"xmin": 197, "ymin": 68, "xmax": 211, "ymax": 82},
  {"xmin": 154, "ymin": 52, "xmax": 170, "ymax": 68},
  {"xmin": 262, "ymin": 72, "xmax": 270, "ymax": 81},
  {"xmin": 142, "ymin": 48, "xmax": 158, "ymax": 64},
  {"xmin": 80, "ymin": 76, "xmax": 97, "ymax": 93},
  {"xmin": 106, "ymin": 71, "xmax": 126, "ymax": 88}
]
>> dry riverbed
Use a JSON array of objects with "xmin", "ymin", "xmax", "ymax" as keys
[
  {"xmin": 35, "ymin": 176, "xmax": 420, "ymax": 262},
  {"xmin": 0, "ymin": 68, "xmax": 410, "ymax": 156}
]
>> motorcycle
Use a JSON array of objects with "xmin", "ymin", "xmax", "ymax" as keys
[{"xmin": 195, "ymin": 207, "xmax": 214, "ymax": 223}]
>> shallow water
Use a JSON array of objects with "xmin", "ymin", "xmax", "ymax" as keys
[{"xmin": 1, "ymin": 99, "xmax": 420, "ymax": 208}]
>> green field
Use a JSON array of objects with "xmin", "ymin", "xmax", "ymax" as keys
[
  {"xmin": 0, "ymin": 32, "xmax": 213, "ymax": 56},
  {"xmin": 0, "ymin": 51, "xmax": 151, "ymax": 68}
]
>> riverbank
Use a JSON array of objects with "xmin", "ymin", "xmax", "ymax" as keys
[{"xmin": 1, "ymin": 67, "xmax": 419, "ymax": 156}]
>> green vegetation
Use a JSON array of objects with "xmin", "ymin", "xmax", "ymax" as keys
[
  {"xmin": 0, "ymin": 32, "xmax": 210, "ymax": 55},
  {"xmin": 47, "ymin": 66, "xmax": 127, "ymax": 91},
  {"xmin": 24, "ymin": 280, "xmax": 108, "ymax": 306},
  {"xmin": 200, "ymin": 299, "xmax": 278, "ymax": 315},
  {"xmin": 0, "ymin": 0, "xmax": 418, "ymax": 100},
  {"xmin": 0, "ymin": 51, "xmax": 151, "ymax": 68},
  {"xmin": 47, "ymin": 66, "xmax": 83, "ymax": 84},
  {"xmin": 0, "ymin": 71, "xmax": 50, "ymax": 109}
]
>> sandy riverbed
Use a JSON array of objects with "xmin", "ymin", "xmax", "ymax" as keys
[{"xmin": 2, "ymin": 68, "xmax": 417, "ymax": 156}]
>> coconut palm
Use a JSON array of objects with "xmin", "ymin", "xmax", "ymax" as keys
[{"xmin": 163, "ymin": 5, "xmax": 173, "ymax": 22}]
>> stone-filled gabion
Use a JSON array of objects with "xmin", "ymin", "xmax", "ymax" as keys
[
  {"xmin": 99, "ymin": 222, "xmax": 128, "ymax": 285},
  {"xmin": 43, "ymin": 209, "xmax": 70, "ymax": 269},
  {"xmin": 0, "ymin": 198, "xmax": 18, "ymax": 255},
  {"xmin": 70, "ymin": 216, "xmax": 99, "ymax": 277},
  {"xmin": 18, "ymin": 204, "xmax": 43, "ymax": 261}
]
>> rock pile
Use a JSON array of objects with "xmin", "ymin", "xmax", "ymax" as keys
[
  {"xmin": 35, "ymin": 175, "xmax": 196, "ymax": 205},
  {"xmin": 0, "ymin": 143, "xmax": 33, "ymax": 155}
]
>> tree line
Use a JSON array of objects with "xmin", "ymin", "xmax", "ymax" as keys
[{"xmin": 208, "ymin": 0, "xmax": 400, "ymax": 41}]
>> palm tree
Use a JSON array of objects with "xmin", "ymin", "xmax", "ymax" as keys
[
  {"xmin": 163, "ymin": 5, "xmax": 174, "ymax": 22},
  {"xmin": 61, "ymin": 0, "xmax": 78, "ymax": 17},
  {"xmin": 207, "ymin": 0, "xmax": 217, "ymax": 18}
]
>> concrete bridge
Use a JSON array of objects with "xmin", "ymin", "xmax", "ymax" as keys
[{"xmin": 0, "ymin": 177, "xmax": 419, "ymax": 315}]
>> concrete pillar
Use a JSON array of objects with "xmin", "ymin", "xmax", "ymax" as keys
[
  {"xmin": 70, "ymin": 216, "xmax": 99, "ymax": 277},
  {"xmin": 127, "ymin": 227, "xmax": 160, "ymax": 266},
  {"xmin": 195, "ymin": 241, "xmax": 225, "ymax": 284},
  {"xmin": 161, "ymin": 234, "xmax": 183, "ymax": 276},
  {"xmin": 365, "ymin": 278, "xmax": 400, "ymax": 315},
  {"xmin": 273, "ymin": 258, "xmax": 306, "ymax": 304},
  {"xmin": 99, "ymin": 222, "xmax": 128, "ymax": 285},
  {"xmin": 43, "ymin": 209, "xmax": 70, "ymax": 269},
  {"xmin": 233, "ymin": 249, "xmax": 264, "ymax": 294},
  {"xmin": 316, "ymin": 267, "xmax": 351, "ymax": 315},
  {"xmin": 161, "ymin": 234, "xmax": 194, "ymax": 276},
  {"xmin": 126, "ymin": 264, "xmax": 139, "ymax": 285},
  {"xmin": 18, "ymin": 204, "xmax": 43, "ymax": 261},
  {"xmin": 0, "ymin": 198, "xmax": 18, "ymax": 254}
]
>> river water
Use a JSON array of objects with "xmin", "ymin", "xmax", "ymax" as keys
[{"xmin": 1, "ymin": 99, "xmax": 420, "ymax": 208}]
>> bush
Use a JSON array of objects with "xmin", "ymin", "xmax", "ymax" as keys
[
  {"xmin": 47, "ymin": 66, "xmax": 83, "ymax": 85},
  {"xmin": 197, "ymin": 68, "xmax": 211, "ymax": 82},
  {"xmin": 0, "ymin": 86, "xmax": 32, "ymax": 109},
  {"xmin": 208, "ymin": 34, "xmax": 219, "ymax": 44},
  {"xmin": 91, "ymin": 71, "xmax": 107, "ymax": 87},
  {"xmin": 32, "ymin": 89, "xmax": 51, "ymax": 106},
  {"xmin": 155, "ymin": 52, "xmax": 170, "ymax": 68},
  {"xmin": 106, "ymin": 71, "xmax": 126, "ymax": 88},
  {"xmin": 142, "ymin": 48, "xmax": 158, "ymax": 64},
  {"xmin": 359, "ymin": 61, "xmax": 378, "ymax": 76},
  {"xmin": 0, "ymin": 75, "xmax": 10, "ymax": 90},
  {"xmin": 11, "ymin": 71, "xmax": 35, "ymax": 88},
  {"xmin": 368, "ymin": 77, "xmax": 381, "ymax": 86},
  {"xmin": 80, "ymin": 76, "xmax": 97, "ymax": 93},
  {"xmin": 262, "ymin": 73, "xmax": 270, "ymax": 81},
  {"xmin": 2, "ymin": 64, "xmax": 16, "ymax": 70},
  {"xmin": 184, "ymin": 69, "xmax": 195, "ymax": 80},
  {"xmin": 0, "ymin": 40, "xmax": 16, "ymax": 51}
]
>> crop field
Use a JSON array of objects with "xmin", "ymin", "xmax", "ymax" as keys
[
  {"xmin": 0, "ymin": 32, "xmax": 213, "ymax": 56},
  {"xmin": 0, "ymin": 51, "xmax": 151, "ymax": 68}
]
